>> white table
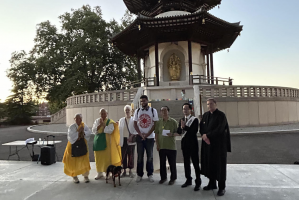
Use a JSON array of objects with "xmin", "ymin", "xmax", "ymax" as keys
[{"xmin": 2, "ymin": 140, "xmax": 62, "ymax": 161}]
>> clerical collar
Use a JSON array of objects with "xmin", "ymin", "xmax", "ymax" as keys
[
  {"xmin": 185, "ymin": 114, "xmax": 191, "ymax": 120},
  {"xmin": 210, "ymin": 109, "xmax": 218, "ymax": 114},
  {"xmin": 142, "ymin": 106, "xmax": 149, "ymax": 111}
]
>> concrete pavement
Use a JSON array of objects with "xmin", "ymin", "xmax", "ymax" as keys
[{"xmin": 0, "ymin": 161, "xmax": 299, "ymax": 200}]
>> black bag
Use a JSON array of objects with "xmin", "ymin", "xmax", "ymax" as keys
[
  {"xmin": 72, "ymin": 138, "xmax": 87, "ymax": 157},
  {"xmin": 41, "ymin": 135, "xmax": 56, "ymax": 165},
  {"xmin": 125, "ymin": 118, "xmax": 136, "ymax": 143}
]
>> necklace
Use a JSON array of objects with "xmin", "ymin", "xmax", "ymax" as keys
[{"xmin": 162, "ymin": 118, "xmax": 168, "ymax": 129}]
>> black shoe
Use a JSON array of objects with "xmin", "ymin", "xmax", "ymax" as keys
[
  {"xmin": 194, "ymin": 179, "xmax": 201, "ymax": 191},
  {"xmin": 181, "ymin": 180, "xmax": 192, "ymax": 188},
  {"xmin": 203, "ymin": 185, "xmax": 217, "ymax": 191},
  {"xmin": 194, "ymin": 185, "xmax": 200, "ymax": 191},
  {"xmin": 168, "ymin": 179, "xmax": 176, "ymax": 185},
  {"xmin": 159, "ymin": 179, "xmax": 167, "ymax": 184},
  {"xmin": 217, "ymin": 189, "xmax": 226, "ymax": 196}
]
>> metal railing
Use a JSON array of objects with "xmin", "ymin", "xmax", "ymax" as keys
[{"xmin": 190, "ymin": 75, "xmax": 233, "ymax": 85}]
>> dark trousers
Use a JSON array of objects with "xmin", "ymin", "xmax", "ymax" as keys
[
  {"xmin": 136, "ymin": 136, "xmax": 154, "ymax": 177},
  {"xmin": 182, "ymin": 148, "xmax": 201, "ymax": 184},
  {"xmin": 121, "ymin": 137, "xmax": 135, "ymax": 169},
  {"xmin": 159, "ymin": 149, "xmax": 177, "ymax": 180},
  {"xmin": 208, "ymin": 179, "xmax": 226, "ymax": 190}
]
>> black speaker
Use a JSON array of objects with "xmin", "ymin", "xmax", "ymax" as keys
[{"xmin": 41, "ymin": 146, "xmax": 56, "ymax": 165}]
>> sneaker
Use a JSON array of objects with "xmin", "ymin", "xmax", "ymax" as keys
[
  {"xmin": 84, "ymin": 176, "xmax": 90, "ymax": 183},
  {"xmin": 129, "ymin": 171, "xmax": 135, "ymax": 178},
  {"xmin": 73, "ymin": 176, "xmax": 79, "ymax": 183},
  {"xmin": 95, "ymin": 172, "xmax": 104, "ymax": 180},
  {"xmin": 107, "ymin": 173, "xmax": 112, "ymax": 179},
  {"xmin": 121, "ymin": 171, "xmax": 127, "ymax": 178},
  {"xmin": 136, "ymin": 176, "xmax": 142, "ymax": 182},
  {"xmin": 148, "ymin": 175, "xmax": 154, "ymax": 182}
]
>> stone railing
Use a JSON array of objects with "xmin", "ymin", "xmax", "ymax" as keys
[
  {"xmin": 66, "ymin": 88, "xmax": 139, "ymax": 106},
  {"xmin": 197, "ymin": 85, "xmax": 299, "ymax": 98},
  {"xmin": 51, "ymin": 107, "xmax": 66, "ymax": 123}
]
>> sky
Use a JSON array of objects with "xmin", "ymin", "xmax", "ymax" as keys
[{"xmin": 0, "ymin": 0, "xmax": 299, "ymax": 102}]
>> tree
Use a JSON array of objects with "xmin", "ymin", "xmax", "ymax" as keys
[
  {"xmin": 3, "ymin": 87, "xmax": 38, "ymax": 125},
  {"xmin": 0, "ymin": 101, "xmax": 6, "ymax": 121},
  {"xmin": 7, "ymin": 6, "xmax": 139, "ymax": 114}
]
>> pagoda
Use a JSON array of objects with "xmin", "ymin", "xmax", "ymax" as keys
[
  {"xmin": 112, "ymin": 0, "xmax": 243, "ymax": 87},
  {"xmin": 62, "ymin": 1, "xmax": 299, "ymax": 134}
]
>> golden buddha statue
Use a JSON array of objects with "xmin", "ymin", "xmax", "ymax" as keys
[{"xmin": 168, "ymin": 53, "xmax": 181, "ymax": 81}]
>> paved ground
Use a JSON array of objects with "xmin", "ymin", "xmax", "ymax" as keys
[
  {"xmin": 29, "ymin": 123, "xmax": 299, "ymax": 134},
  {"xmin": 1, "ymin": 161, "xmax": 299, "ymax": 200},
  {"xmin": 1, "ymin": 126, "xmax": 299, "ymax": 164}
]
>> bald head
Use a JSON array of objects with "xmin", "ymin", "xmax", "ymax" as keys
[{"xmin": 99, "ymin": 108, "xmax": 108, "ymax": 120}]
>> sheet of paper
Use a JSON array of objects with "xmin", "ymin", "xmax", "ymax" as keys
[{"xmin": 162, "ymin": 129, "xmax": 170, "ymax": 137}]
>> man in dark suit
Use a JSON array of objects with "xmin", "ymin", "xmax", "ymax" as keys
[
  {"xmin": 200, "ymin": 98, "xmax": 231, "ymax": 196},
  {"xmin": 177, "ymin": 103, "xmax": 201, "ymax": 191}
]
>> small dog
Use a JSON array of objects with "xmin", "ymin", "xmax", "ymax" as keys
[{"xmin": 106, "ymin": 165, "xmax": 123, "ymax": 187}]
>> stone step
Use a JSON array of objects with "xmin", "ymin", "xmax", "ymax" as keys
[{"xmin": 149, "ymin": 100, "xmax": 189, "ymax": 119}]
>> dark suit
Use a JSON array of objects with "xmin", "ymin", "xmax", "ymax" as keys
[{"xmin": 177, "ymin": 116, "xmax": 201, "ymax": 184}]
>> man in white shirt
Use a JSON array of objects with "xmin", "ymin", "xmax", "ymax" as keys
[{"xmin": 133, "ymin": 95, "xmax": 159, "ymax": 182}]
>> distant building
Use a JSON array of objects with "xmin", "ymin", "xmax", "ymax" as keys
[{"xmin": 37, "ymin": 102, "xmax": 50, "ymax": 116}]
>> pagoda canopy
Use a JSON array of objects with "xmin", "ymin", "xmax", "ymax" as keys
[
  {"xmin": 111, "ymin": 11, "xmax": 243, "ymax": 56},
  {"xmin": 123, "ymin": 0, "xmax": 222, "ymax": 17}
]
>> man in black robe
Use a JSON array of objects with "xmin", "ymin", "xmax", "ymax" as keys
[
  {"xmin": 200, "ymin": 98, "xmax": 231, "ymax": 196},
  {"xmin": 177, "ymin": 103, "xmax": 201, "ymax": 191}
]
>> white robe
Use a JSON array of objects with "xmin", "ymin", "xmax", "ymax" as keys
[
  {"xmin": 67, "ymin": 123, "xmax": 91, "ymax": 144},
  {"xmin": 91, "ymin": 118, "xmax": 114, "ymax": 135}
]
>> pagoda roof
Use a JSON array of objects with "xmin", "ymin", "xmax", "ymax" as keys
[
  {"xmin": 111, "ymin": 11, "xmax": 243, "ymax": 56},
  {"xmin": 123, "ymin": 0, "xmax": 222, "ymax": 17}
]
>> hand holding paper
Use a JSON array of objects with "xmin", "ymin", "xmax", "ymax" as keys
[{"xmin": 162, "ymin": 129, "xmax": 170, "ymax": 137}]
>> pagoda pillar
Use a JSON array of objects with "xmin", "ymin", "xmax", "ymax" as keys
[
  {"xmin": 210, "ymin": 52, "xmax": 214, "ymax": 85},
  {"xmin": 188, "ymin": 40, "xmax": 193, "ymax": 74},
  {"xmin": 206, "ymin": 54, "xmax": 210, "ymax": 84},
  {"xmin": 143, "ymin": 57, "xmax": 146, "ymax": 81},
  {"xmin": 137, "ymin": 56, "xmax": 142, "ymax": 86},
  {"xmin": 155, "ymin": 42, "xmax": 159, "ymax": 86}
]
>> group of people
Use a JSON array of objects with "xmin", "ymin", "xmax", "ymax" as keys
[{"xmin": 62, "ymin": 95, "xmax": 231, "ymax": 197}]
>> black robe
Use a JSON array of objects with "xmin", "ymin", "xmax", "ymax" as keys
[{"xmin": 200, "ymin": 109, "xmax": 231, "ymax": 182}]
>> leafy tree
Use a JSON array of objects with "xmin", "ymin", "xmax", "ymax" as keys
[
  {"xmin": 7, "ymin": 6, "xmax": 139, "ymax": 114},
  {"xmin": 0, "ymin": 101, "xmax": 6, "ymax": 121},
  {"xmin": 3, "ymin": 86, "xmax": 38, "ymax": 125}
]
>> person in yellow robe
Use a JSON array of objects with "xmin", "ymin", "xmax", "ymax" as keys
[
  {"xmin": 92, "ymin": 108, "xmax": 122, "ymax": 180},
  {"xmin": 63, "ymin": 113, "xmax": 91, "ymax": 183}
]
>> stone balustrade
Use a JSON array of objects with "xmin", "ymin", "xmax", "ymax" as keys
[
  {"xmin": 66, "ymin": 89, "xmax": 138, "ymax": 106},
  {"xmin": 51, "ymin": 107, "xmax": 66, "ymax": 123},
  {"xmin": 198, "ymin": 85, "xmax": 299, "ymax": 98}
]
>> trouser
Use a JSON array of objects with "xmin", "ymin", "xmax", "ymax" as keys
[
  {"xmin": 74, "ymin": 171, "xmax": 89, "ymax": 178},
  {"xmin": 182, "ymin": 148, "xmax": 201, "ymax": 184},
  {"xmin": 208, "ymin": 179, "xmax": 226, "ymax": 190},
  {"xmin": 159, "ymin": 149, "xmax": 177, "ymax": 180},
  {"xmin": 121, "ymin": 137, "xmax": 135, "ymax": 169},
  {"xmin": 136, "ymin": 136, "xmax": 154, "ymax": 177}
]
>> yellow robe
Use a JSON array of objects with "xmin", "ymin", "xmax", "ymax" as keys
[
  {"xmin": 63, "ymin": 123, "xmax": 91, "ymax": 177},
  {"xmin": 94, "ymin": 119, "xmax": 122, "ymax": 172}
]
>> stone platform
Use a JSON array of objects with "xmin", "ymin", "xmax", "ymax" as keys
[{"xmin": 1, "ymin": 161, "xmax": 299, "ymax": 200}]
